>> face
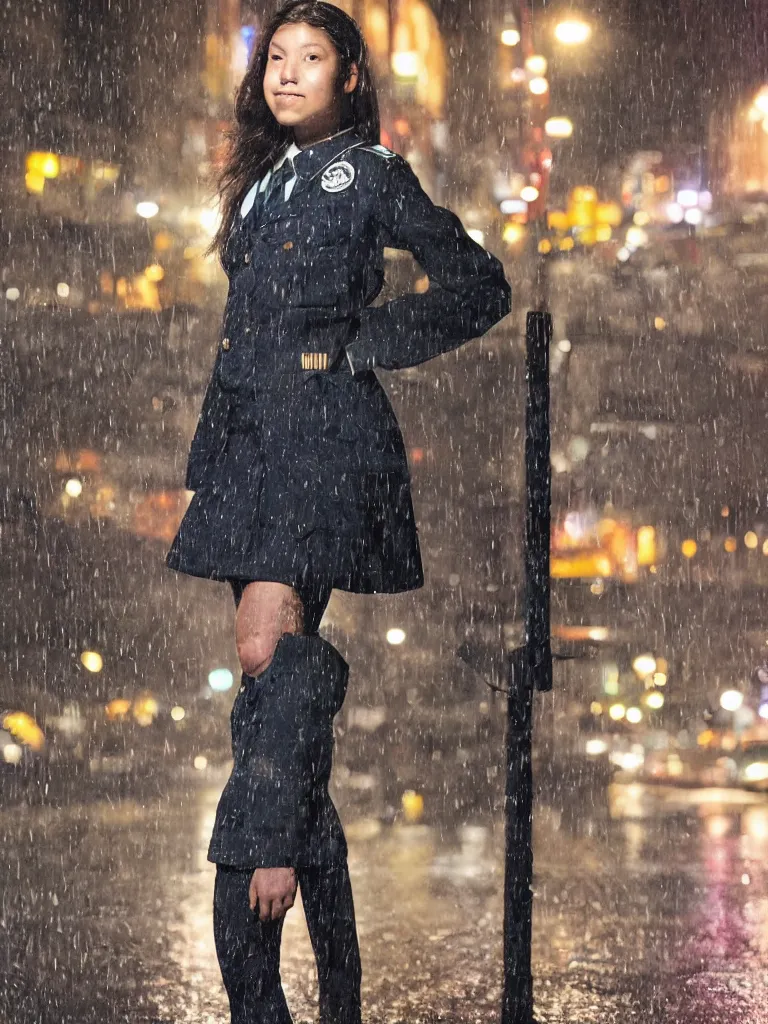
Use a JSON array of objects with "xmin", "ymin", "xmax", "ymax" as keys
[{"xmin": 263, "ymin": 21, "xmax": 359, "ymax": 145}]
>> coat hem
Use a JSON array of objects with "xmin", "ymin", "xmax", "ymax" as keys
[{"xmin": 165, "ymin": 553, "xmax": 424, "ymax": 595}]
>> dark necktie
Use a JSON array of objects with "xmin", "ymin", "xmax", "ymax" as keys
[{"xmin": 262, "ymin": 160, "xmax": 293, "ymax": 214}]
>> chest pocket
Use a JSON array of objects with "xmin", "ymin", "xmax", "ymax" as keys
[{"xmin": 290, "ymin": 195, "xmax": 356, "ymax": 306}]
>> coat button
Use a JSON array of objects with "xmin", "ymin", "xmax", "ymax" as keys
[
  {"xmin": 221, "ymin": 337, "xmax": 231, "ymax": 351},
  {"xmin": 244, "ymin": 253, "xmax": 251, "ymax": 263},
  {"xmin": 283, "ymin": 241, "xmax": 294, "ymax": 250}
]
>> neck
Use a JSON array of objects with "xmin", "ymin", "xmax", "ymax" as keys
[{"xmin": 294, "ymin": 122, "xmax": 350, "ymax": 150}]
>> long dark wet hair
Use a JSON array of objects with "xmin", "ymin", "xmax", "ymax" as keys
[{"xmin": 206, "ymin": 0, "xmax": 380, "ymax": 262}]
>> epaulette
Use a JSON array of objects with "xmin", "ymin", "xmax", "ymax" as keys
[{"xmin": 360, "ymin": 144, "xmax": 398, "ymax": 159}]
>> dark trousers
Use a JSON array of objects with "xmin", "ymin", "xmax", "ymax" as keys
[
  {"xmin": 214, "ymin": 579, "xmax": 361, "ymax": 1023},
  {"xmin": 214, "ymin": 860, "xmax": 361, "ymax": 1024}
]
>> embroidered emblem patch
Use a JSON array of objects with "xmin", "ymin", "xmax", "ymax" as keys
[{"xmin": 321, "ymin": 161, "xmax": 355, "ymax": 193}]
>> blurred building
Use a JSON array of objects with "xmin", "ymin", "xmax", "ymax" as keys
[{"xmin": 709, "ymin": 85, "xmax": 768, "ymax": 203}]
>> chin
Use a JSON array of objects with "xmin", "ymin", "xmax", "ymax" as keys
[{"xmin": 274, "ymin": 110, "xmax": 312, "ymax": 130}]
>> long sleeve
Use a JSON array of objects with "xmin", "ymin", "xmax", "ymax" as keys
[{"xmin": 344, "ymin": 155, "xmax": 512, "ymax": 374}]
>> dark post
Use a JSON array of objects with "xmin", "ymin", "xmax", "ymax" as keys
[{"xmin": 502, "ymin": 311, "xmax": 552, "ymax": 1024}]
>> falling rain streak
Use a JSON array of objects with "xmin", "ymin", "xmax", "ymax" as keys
[{"xmin": 4, "ymin": 1, "xmax": 768, "ymax": 1022}]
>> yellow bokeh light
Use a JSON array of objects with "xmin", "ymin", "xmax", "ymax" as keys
[
  {"xmin": 26, "ymin": 151, "xmax": 60, "ymax": 179},
  {"xmin": 391, "ymin": 50, "xmax": 420, "ymax": 79},
  {"xmin": 547, "ymin": 211, "xmax": 569, "ymax": 232},
  {"xmin": 559, "ymin": 237, "xmax": 575, "ymax": 252},
  {"xmin": 25, "ymin": 171, "xmax": 46, "ymax": 194},
  {"xmin": 401, "ymin": 789, "xmax": 424, "ymax": 823},
  {"xmin": 529, "ymin": 76, "xmax": 549, "ymax": 96},
  {"xmin": 538, "ymin": 238, "xmax": 552, "ymax": 254},
  {"xmin": 571, "ymin": 186, "xmax": 598, "ymax": 203},
  {"xmin": 170, "ymin": 706, "xmax": 186, "ymax": 722},
  {"xmin": 724, "ymin": 536, "xmax": 738, "ymax": 553},
  {"xmin": 608, "ymin": 703, "xmax": 626, "ymax": 721},
  {"xmin": 525, "ymin": 55, "xmax": 547, "ymax": 76},
  {"xmin": 633, "ymin": 654, "xmax": 656, "ymax": 678},
  {"xmin": 590, "ymin": 701, "xmax": 603, "ymax": 715},
  {"xmin": 745, "ymin": 531, "xmax": 759, "ymax": 550},
  {"xmin": 503, "ymin": 222, "xmax": 525, "ymax": 244},
  {"xmin": 500, "ymin": 28, "xmax": 521, "ymax": 46},
  {"xmin": 681, "ymin": 539, "xmax": 697, "ymax": 559},
  {"xmin": 144, "ymin": 264, "xmax": 165, "ymax": 282},
  {"xmin": 720, "ymin": 690, "xmax": 743, "ymax": 712},
  {"xmin": 626, "ymin": 706, "xmax": 643, "ymax": 724},
  {"xmin": 81, "ymin": 650, "xmax": 104, "ymax": 673},
  {"xmin": 105, "ymin": 698, "xmax": 131, "ymax": 721},
  {"xmin": 545, "ymin": 116, "xmax": 573, "ymax": 139},
  {"xmin": 153, "ymin": 231, "xmax": 173, "ymax": 252},
  {"xmin": 654, "ymin": 316, "xmax": 667, "ymax": 330},
  {"xmin": 554, "ymin": 19, "xmax": 592, "ymax": 45},
  {"xmin": 3, "ymin": 712, "xmax": 45, "ymax": 751},
  {"xmin": 133, "ymin": 694, "xmax": 159, "ymax": 720},
  {"xmin": 754, "ymin": 87, "xmax": 768, "ymax": 115},
  {"xmin": 637, "ymin": 525, "xmax": 657, "ymax": 565},
  {"xmin": 645, "ymin": 691, "xmax": 665, "ymax": 710}
]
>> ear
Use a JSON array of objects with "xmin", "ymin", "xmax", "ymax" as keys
[{"xmin": 343, "ymin": 62, "xmax": 359, "ymax": 94}]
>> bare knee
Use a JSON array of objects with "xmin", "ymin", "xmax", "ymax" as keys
[
  {"xmin": 237, "ymin": 633, "xmax": 278, "ymax": 677},
  {"xmin": 235, "ymin": 582, "xmax": 304, "ymax": 677}
]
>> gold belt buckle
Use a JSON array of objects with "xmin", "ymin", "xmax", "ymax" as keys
[{"xmin": 301, "ymin": 352, "xmax": 329, "ymax": 371}]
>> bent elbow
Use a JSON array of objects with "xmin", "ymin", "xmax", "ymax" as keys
[{"xmin": 476, "ymin": 274, "xmax": 512, "ymax": 334}]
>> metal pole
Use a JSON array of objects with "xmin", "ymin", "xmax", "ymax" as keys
[{"xmin": 502, "ymin": 310, "xmax": 552, "ymax": 1024}]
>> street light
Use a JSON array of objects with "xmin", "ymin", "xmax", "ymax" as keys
[
  {"xmin": 525, "ymin": 54, "xmax": 547, "ymax": 76},
  {"xmin": 391, "ymin": 50, "xmax": 419, "ymax": 80},
  {"xmin": 554, "ymin": 18, "xmax": 592, "ymax": 45},
  {"xmin": 501, "ymin": 27, "xmax": 521, "ymax": 46},
  {"xmin": 528, "ymin": 76, "xmax": 549, "ymax": 96},
  {"xmin": 720, "ymin": 690, "xmax": 744, "ymax": 712},
  {"xmin": 500, "ymin": 8, "xmax": 520, "ymax": 46},
  {"xmin": 545, "ymin": 116, "xmax": 573, "ymax": 139},
  {"xmin": 753, "ymin": 86, "xmax": 768, "ymax": 116}
]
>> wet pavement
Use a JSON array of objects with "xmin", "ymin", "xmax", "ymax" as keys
[{"xmin": 2, "ymin": 774, "xmax": 768, "ymax": 1024}]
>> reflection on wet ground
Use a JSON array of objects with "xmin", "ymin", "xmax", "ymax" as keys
[{"xmin": 1, "ymin": 776, "xmax": 768, "ymax": 1023}]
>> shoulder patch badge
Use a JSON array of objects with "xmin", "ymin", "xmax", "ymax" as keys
[{"xmin": 321, "ymin": 161, "xmax": 355, "ymax": 193}]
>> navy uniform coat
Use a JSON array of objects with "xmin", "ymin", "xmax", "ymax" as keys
[{"xmin": 166, "ymin": 127, "xmax": 511, "ymax": 593}]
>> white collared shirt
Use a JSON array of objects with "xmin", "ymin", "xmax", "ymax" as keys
[{"xmin": 240, "ymin": 141, "xmax": 302, "ymax": 219}]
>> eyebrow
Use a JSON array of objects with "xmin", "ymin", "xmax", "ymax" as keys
[{"xmin": 268, "ymin": 41, "xmax": 328, "ymax": 52}]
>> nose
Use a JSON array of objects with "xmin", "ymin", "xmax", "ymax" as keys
[{"xmin": 280, "ymin": 60, "xmax": 298, "ymax": 85}]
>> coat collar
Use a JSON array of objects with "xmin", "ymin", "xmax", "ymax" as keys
[
  {"xmin": 291, "ymin": 126, "xmax": 361, "ymax": 183},
  {"xmin": 251, "ymin": 127, "xmax": 365, "ymax": 228}
]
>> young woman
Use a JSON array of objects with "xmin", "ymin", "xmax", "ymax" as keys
[{"xmin": 165, "ymin": 2, "xmax": 511, "ymax": 1020}]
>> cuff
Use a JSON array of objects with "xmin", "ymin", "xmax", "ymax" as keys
[
  {"xmin": 344, "ymin": 340, "xmax": 376, "ymax": 376},
  {"xmin": 207, "ymin": 827, "xmax": 298, "ymax": 869}
]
